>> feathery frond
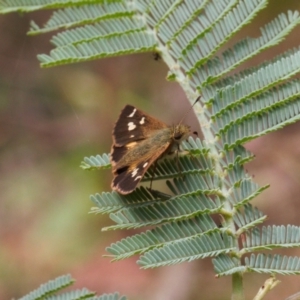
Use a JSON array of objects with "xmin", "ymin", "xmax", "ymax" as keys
[
  {"xmin": 103, "ymin": 192, "xmax": 223, "ymax": 230},
  {"xmin": 106, "ymin": 214, "xmax": 218, "ymax": 260},
  {"xmin": 45, "ymin": 289, "xmax": 96, "ymax": 300},
  {"xmin": 234, "ymin": 204, "xmax": 267, "ymax": 233},
  {"xmin": 213, "ymin": 254, "xmax": 245, "ymax": 277},
  {"xmin": 138, "ymin": 231, "xmax": 234, "ymax": 268},
  {"xmin": 191, "ymin": 11, "xmax": 300, "ymax": 87},
  {"xmin": 30, "ymin": 2, "xmax": 133, "ymax": 34},
  {"xmin": 18, "ymin": 273, "xmax": 127, "ymax": 300},
  {"xmin": 0, "ymin": 0, "xmax": 101, "ymax": 13},
  {"xmin": 179, "ymin": 0, "xmax": 269, "ymax": 75},
  {"xmin": 245, "ymin": 254, "xmax": 300, "ymax": 275},
  {"xmin": 243, "ymin": 225, "xmax": 300, "ymax": 252},
  {"xmin": 81, "ymin": 153, "xmax": 110, "ymax": 170},
  {"xmin": 19, "ymin": 274, "xmax": 74, "ymax": 300}
]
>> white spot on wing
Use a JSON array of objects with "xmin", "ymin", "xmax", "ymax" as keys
[
  {"xmin": 130, "ymin": 134, "xmax": 134, "ymax": 138},
  {"xmin": 132, "ymin": 168, "xmax": 139, "ymax": 177},
  {"xmin": 134, "ymin": 176, "xmax": 142, "ymax": 181},
  {"xmin": 143, "ymin": 162, "xmax": 148, "ymax": 168},
  {"xmin": 140, "ymin": 117, "xmax": 145, "ymax": 124},
  {"xmin": 128, "ymin": 108, "xmax": 136, "ymax": 117},
  {"xmin": 128, "ymin": 122, "xmax": 136, "ymax": 131}
]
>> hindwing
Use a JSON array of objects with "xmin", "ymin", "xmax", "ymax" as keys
[{"xmin": 111, "ymin": 141, "xmax": 170, "ymax": 194}]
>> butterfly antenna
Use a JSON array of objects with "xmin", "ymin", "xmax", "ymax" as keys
[{"xmin": 178, "ymin": 96, "xmax": 201, "ymax": 125}]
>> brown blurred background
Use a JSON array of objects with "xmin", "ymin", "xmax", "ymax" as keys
[{"xmin": 1, "ymin": 1, "xmax": 300, "ymax": 300}]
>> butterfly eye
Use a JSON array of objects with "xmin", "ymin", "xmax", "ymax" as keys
[{"xmin": 174, "ymin": 132, "xmax": 183, "ymax": 140}]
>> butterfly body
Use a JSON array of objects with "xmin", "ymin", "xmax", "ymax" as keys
[{"xmin": 110, "ymin": 105, "xmax": 191, "ymax": 194}]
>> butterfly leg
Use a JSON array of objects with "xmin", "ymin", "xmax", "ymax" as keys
[
  {"xmin": 175, "ymin": 145, "xmax": 185, "ymax": 180},
  {"xmin": 149, "ymin": 161, "xmax": 158, "ymax": 191}
]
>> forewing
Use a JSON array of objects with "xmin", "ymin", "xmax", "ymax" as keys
[
  {"xmin": 111, "ymin": 142, "xmax": 170, "ymax": 194},
  {"xmin": 112, "ymin": 105, "xmax": 167, "ymax": 146}
]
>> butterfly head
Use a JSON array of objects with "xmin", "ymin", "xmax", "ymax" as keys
[{"xmin": 172, "ymin": 124, "xmax": 190, "ymax": 143}]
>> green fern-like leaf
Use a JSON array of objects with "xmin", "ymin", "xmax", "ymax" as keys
[
  {"xmin": 242, "ymin": 225, "xmax": 300, "ymax": 253},
  {"xmin": 213, "ymin": 254, "xmax": 246, "ymax": 277},
  {"xmin": 95, "ymin": 293, "xmax": 127, "ymax": 300},
  {"xmin": 180, "ymin": 0, "xmax": 269, "ymax": 75},
  {"xmin": 245, "ymin": 253, "xmax": 300, "ymax": 275},
  {"xmin": 17, "ymin": 273, "xmax": 127, "ymax": 300},
  {"xmin": 138, "ymin": 232, "xmax": 234, "ymax": 268},
  {"xmin": 234, "ymin": 204, "xmax": 267, "ymax": 233},
  {"xmin": 50, "ymin": 17, "xmax": 145, "ymax": 46},
  {"xmin": 106, "ymin": 214, "xmax": 218, "ymax": 260},
  {"xmin": 81, "ymin": 153, "xmax": 111, "ymax": 170},
  {"xmin": 19, "ymin": 274, "xmax": 74, "ymax": 300},
  {"xmin": 191, "ymin": 11, "xmax": 300, "ymax": 86},
  {"xmin": 31, "ymin": 3, "xmax": 133, "ymax": 33},
  {"xmin": 103, "ymin": 192, "xmax": 223, "ymax": 230},
  {"xmin": 0, "ymin": 0, "xmax": 99, "ymax": 13},
  {"xmin": 45, "ymin": 289, "xmax": 95, "ymax": 300}
]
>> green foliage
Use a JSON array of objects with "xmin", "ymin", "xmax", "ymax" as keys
[
  {"xmin": 18, "ymin": 274, "xmax": 127, "ymax": 300},
  {"xmin": 18, "ymin": 274, "xmax": 74, "ymax": 300},
  {"xmin": 2, "ymin": 0, "xmax": 300, "ymax": 298},
  {"xmin": 80, "ymin": 153, "xmax": 110, "ymax": 170}
]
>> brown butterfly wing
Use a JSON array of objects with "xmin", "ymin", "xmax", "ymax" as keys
[
  {"xmin": 110, "ymin": 105, "xmax": 172, "ymax": 194},
  {"xmin": 112, "ymin": 105, "xmax": 167, "ymax": 147},
  {"xmin": 111, "ymin": 140, "xmax": 170, "ymax": 194}
]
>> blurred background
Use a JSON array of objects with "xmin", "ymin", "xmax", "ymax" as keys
[{"xmin": 1, "ymin": 1, "xmax": 300, "ymax": 299}]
